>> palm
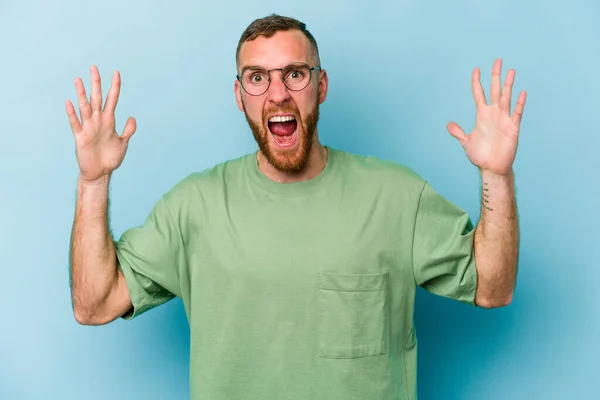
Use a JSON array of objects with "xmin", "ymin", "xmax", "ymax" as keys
[
  {"xmin": 66, "ymin": 66, "xmax": 136, "ymax": 182},
  {"xmin": 75, "ymin": 113, "xmax": 129, "ymax": 178},
  {"xmin": 447, "ymin": 59, "xmax": 526, "ymax": 176}
]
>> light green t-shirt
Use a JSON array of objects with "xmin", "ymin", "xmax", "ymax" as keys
[{"xmin": 114, "ymin": 146, "xmax": 477, "ymax": 400}]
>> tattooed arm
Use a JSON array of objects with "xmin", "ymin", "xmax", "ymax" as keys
[
  {"xmin": 472, "ymin": 171, "xmax": 518, "ymax": 307},
  {"xmin": 446, "ymin": 58, "xmax": 526, "ymax": 308}
]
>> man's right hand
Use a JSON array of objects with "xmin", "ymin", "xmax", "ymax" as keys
[
  {"xmin": 67, "ymin": 66, "xmax": 136, "ymax": 325},
  {"xmin": 66, "ymin": 65, "xmax": 136, "ymax": 182}
]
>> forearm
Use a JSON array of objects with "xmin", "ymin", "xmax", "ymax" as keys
[
  {"xmin": 70, "ymin": 174, "xmax": 120, "ymax": 323},
  {"xmin": 473, "ymin": 170, "xmax": 519, "ymax": 308}
]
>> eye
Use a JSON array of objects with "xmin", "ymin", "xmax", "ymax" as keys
[
  {"xmin": 250, "ymin": 73, "xmax": 265, "ymax": 83},
  {"xmin": 245, "ymin": 71, "xmax": 268, "ymax": 86},
  {"xmin": 286, "ymin": 69, "xmax": 305, "ymax": 81}
]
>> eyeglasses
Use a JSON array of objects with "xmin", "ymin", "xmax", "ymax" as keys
[{"xmin": 237, "ymin": 62, "xmax": 322, "ymax": 96}]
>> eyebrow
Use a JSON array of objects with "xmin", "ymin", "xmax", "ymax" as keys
[
  {"xmin": 239, "ymin": 62, "xmax": 310, "ymax": 75},
  {"xmin": 239, "ymin": 65, "xmax": 267, "ymax": 75}
]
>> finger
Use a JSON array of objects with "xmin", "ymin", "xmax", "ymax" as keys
[
  {"xmin": 90, "ymin": 65, "xmax": 103, "ymax": 114},
  {"xmin": 511, "ymin": 91, "xmax": 527, "ymax": 126},
  {"xmin": 121, "ymin": 117, "xmax": 137, "ymax": 143},
  {"xmin": 103, "ymin": 70, "xmax": 121, "ymax": 114},
  {"xmin": 500, "ymin": 69, "xmax": 515, "ymax": 114},
  {"xmin": 75, "ymin": 77, "xmax": 92, "ymax": 122},
  {"xmin": 471, "ymin": 68, "xmax": 487, "ymax": 108},
  {"xmin": 446, "ymin": 122, "xmax": 468, "ymax": 146},
  {"xmin": 65, "ymin": 100, "xmax": 82, "ymax": 134},
  {"xmin": 490, "ymin": 58, "xmax": 502, "ymax": 106}
]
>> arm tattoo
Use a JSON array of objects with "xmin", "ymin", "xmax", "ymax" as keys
[{"xmin": 482, "ymin": 182, "xmax": 494, "ymax": 211}]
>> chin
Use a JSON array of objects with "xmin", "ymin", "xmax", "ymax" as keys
[{"xmin": 265, "ymin": 135, "xmax": 309, "ymax": 173}]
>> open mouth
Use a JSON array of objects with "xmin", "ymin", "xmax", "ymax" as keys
[{"xmin": 268, "ymin": 115, "xmax": 298, "ymax": 147}]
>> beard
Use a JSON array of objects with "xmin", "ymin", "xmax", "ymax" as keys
[{"xmin": 243, "ymin": 98, "xmax": 320, "ymax": 173}]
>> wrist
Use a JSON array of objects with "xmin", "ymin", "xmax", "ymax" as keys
[
  {"xmin": 479, "ymin": 168, "xmax": 515, "ymax": 183},
  {"xmin": 78, "ymin": 174, "xmax": 111, "ymax": 188},
  {"xmin": 77, "ymin": 174, "xmax": 111, "ymax": 203}
]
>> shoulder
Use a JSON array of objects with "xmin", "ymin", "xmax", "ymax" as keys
[
  {"xmin": 161, "ymin": 153, "xmax": 250, "ymax": 204},
  {"xmin": 332, "ymin": 148, "xmax": 426, "ymax": 193}
]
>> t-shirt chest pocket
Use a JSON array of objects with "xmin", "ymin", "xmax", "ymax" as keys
[{"xmin": 317, "ymin": 272, "xmax": 389, "ymax": 359}]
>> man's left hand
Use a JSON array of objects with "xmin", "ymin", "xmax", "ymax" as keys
[{"xmin": 447, "ymin": 59, "xmax": 527, "ymax": 176}]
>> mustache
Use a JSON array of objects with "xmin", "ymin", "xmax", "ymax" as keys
[{"xmin": 262, "ymin": 105, "xmax": 300, "ymax": 122}]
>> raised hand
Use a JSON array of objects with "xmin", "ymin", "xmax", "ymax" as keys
[
  {"xmin": 447, "ymin": 59, "xmax": 526, "ymax": 176},
  {"xmin": 66, "ymin": 66, "xmax": 136, "ymax": 182}
]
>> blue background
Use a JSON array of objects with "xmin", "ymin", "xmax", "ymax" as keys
[{"xmin": 1, "ymin": 0, "xmax": 598, "ymax": 399}]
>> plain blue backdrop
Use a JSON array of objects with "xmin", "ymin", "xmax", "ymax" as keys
[{"xmin": 1, "ymin": 0, "xmax": 598, "ymax": 399}]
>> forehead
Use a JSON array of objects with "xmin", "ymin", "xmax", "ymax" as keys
[{"xmin": 238, "ymin": 29, "xmax": 313, "ymax": 69}]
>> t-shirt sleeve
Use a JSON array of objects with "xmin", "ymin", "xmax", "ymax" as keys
[
  {"xmin": 412, "ymin": 182, "xmax": 478, "ymax": 305},
  {"xmin": 114, "ymin": 196, "xmax": 185, "ymax": 319}
]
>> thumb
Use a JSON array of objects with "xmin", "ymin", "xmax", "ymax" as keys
[
  {"xmin": 446, "ymin": 122, "xmax": 468, "ymax": 146},
  {"xmin": 121, "ymin": 117, "xmax": 137, "ymax": 143}
]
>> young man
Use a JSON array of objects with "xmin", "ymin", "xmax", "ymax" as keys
[{"xmin": 67, "ymin": 14, "xmax": 526, "ymax": 400}]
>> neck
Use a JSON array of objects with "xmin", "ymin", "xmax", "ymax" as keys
[{"xmin": 257, "ymin": 139, "xmax": 328, "ymax": 183}]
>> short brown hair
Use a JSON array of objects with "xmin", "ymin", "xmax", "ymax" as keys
[{"xmin": 236, "ymin": 14, "xmax": 320, "ymax": 66}]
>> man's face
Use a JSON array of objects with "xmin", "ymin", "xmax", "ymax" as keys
[{"xmin": 235, "ymin": 30, "xmax": 328, "ymax": 173}]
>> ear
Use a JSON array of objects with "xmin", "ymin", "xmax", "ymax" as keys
[
  {"xmin": 234, "ymin": 79, "xmax": 244, "ymax": 112},
  {"xmin": 318, "ymin": 69, "xmax": 328, "ymax": 104}
]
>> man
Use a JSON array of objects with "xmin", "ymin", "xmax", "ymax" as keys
[{"xmin": 66, "ymin": 14, "xmax": 526, "ymax": 400}]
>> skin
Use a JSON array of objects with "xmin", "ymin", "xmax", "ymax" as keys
[
  {"xmin": 447, "ymin": 59, "xmax": 527, "ymax": 307},
  {"xmin": 66, "ymin": 32, "xmax": 525, "ymax": 325},
  {"xmin": 66, "ymin": 68, "xmax": 135, "ymax": 324},
  {"xmin": 234, "ymin": 30, "xmax": 329, "ymax": 182}
]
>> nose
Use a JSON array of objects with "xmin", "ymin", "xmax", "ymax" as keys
[{"xmin": 266, "ymin": 70, "xmax": 292, "ymax": 105}]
